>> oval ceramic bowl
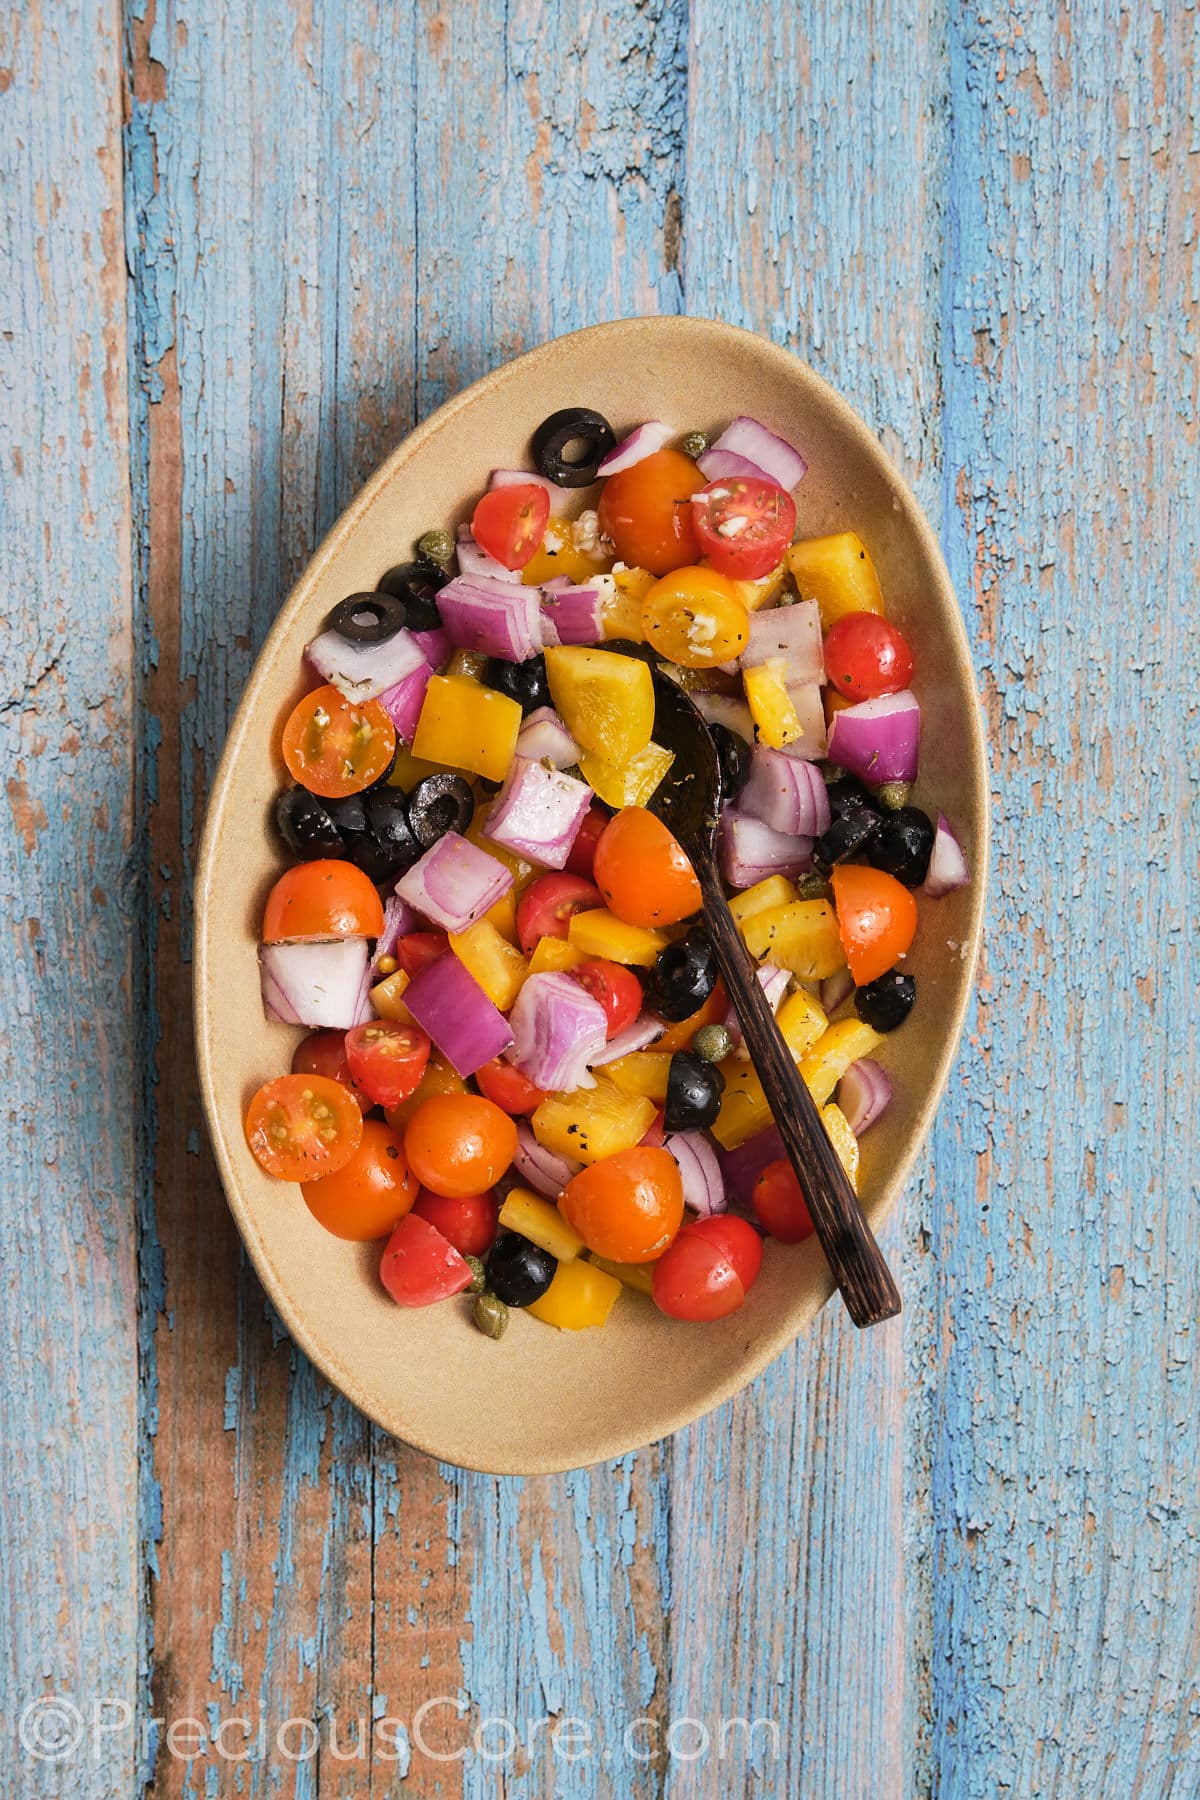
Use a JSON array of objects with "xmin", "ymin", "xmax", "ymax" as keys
[{"xmin": 195, "ymin": 316, "xmax": 988, "ymax": 1475}]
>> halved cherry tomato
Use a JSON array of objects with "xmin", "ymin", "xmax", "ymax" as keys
[
  {"xmin": 830, "ymin": 864, "xmax": 918, "ymax": 986},
  {"xmin": 564, "ymin": 804, "xmax": 609, "ymax": 879},
  {"xmin": 291, "ymin": 1029, "xmax": 370, "ymax": 1111},
  {"xmin": 823, "ymin": 613, "xmax": 915, "ymax": 700},
  {"xmin": 593, "ymin": 808, "xmax": 701, "ymax": 928},
  {"xmin": 403, "ymin": 1093, "xmax": 518, "ymax": 1198},
  {"xmin": 262, "ymin": 859, "xmax": 385, "ymax": 943},
  {"xmin": 641, "ymin": 565, "xmax": 749, "ymax": 667},
  {"xmin": 244, "ymin": 1073, "xmax": 363, "ymax": 1181},
  {"xmin": 475, "ymin": 1058, "xmax": 546, "ymax": 1115},
  {"xmin": 651, "ymin": 1214, "xmax": 763, "ymax": 1321},
  {"xmin": 281, "ymin": 683, "xmax": 396, "ymax": 799},
  {"xmin": 597, "ymin": 448, "xmax": 705, "ymax": 575},
  {"xmin": 638, "ymin": 1108, "xmax": 666, "ymax": 1149},
  {"xmin": 380, "ymin": 1213, "xmax": 474, "ymax": 1307},
  {"xmin": 301, "ymin": 1118, "xmax": 415, "ymax": 1240},
  {"xmin": 571, "ymin": 959, "xmax": 644, "ymax": 1038},
  {"xmin": 471, "ymin": 483, "xmax": 551, "ymax": 571},
  {"xmin": 345, "ymin": 1020, "xmax": 431, "ymax": 1109},
  {"xmin": 752, "ymin": 1158, "xmax": 814, "ymax": 1243},
  {"xmin": 649, "ymin": 980, "xmax": 728, "ymax": 1052},
  {"xmin": 691, "ymin": 477, "xmax": 797, "ymax": 580},
  {"xmin": 411, "ymin": 1187, "xmax": 499, "ymax": 1258},
  {"xmin": 515, "ymin": 873, "xmax": 602, "ymax": 957},
  {"xmin": 560, "ymin": 1146, "xmax": 684, "ymax": 1263},
  {"xmin": 392, "ymin": 930, "xmax": 450, "ymax": 978}
]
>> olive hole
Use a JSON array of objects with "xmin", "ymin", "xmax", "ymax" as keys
[{"xmin": 560, "ymin": 436, "xmax": 592, "ymax": 467}]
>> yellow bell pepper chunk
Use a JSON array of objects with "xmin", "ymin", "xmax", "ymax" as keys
[
  {"xmin": 603, "ymin": 1050, "xmax": 672, "ymax": 1101},
  {"xmin": 798, "ymin": 1019, "xmax": 884, "ymax": 1107},
  {"xmin": 726, "ymin": 556, "xmax": 788, "ymax": 612},
  {"xmin": 601, "ymin": 566, "xmax": 656, "ymax": 641},
  {"xmin": 483, "ymin": 887, "xmax": 519, "ymax": 945},
  {"xmin": 711, "ymin": 1062, "xmax": 772, "ymax": 1150},
  {"xmin": 786, "ymin": 532, "xmax": 884, "ymax": 629},
  {"xmin": 821, "ymin": 1102, "xmax": 860, "ymax": 1189},
  {"xmin": 521, "ymin": 517, "xmax": 612, "ymax": 586},
  {"xmin": 447, "ymin": 920, "xmax": 529, "ymax": 1011},
  {"xmin": 544, "ymin": 646, "xmax": 654, "ymax": 765},
  {"xmin": 776, "ymin": 987, "xmax": 829, "ymax": 1060},
  {"xmin": 577, "ymin": 741, "xmax": 674, "ymax": 808},
  {"xmin": 370, "ymin": 969, "xmax": 412, "ymax": 1022},
  {"xmin": 527, "ymin": 1258, "xmax": 622, "ymax": 1329},
  {"xmin": 589, "ymin": 1255, "xmax": 655, "ymax": 1297},
  {"xmin": 744, "ymin": 658, "xmax": 802, "ymax": 749},
  {"xmin": 386, "ymin": 744, "xmax": 444, "ymax": 788},
  {"xmin": 741, "ymin": 899, "xmax": 846, "ymax": 980},
  {"xmin": 497, "ymin": 1187, "xmax": 584, "ymax": 1262},
  {"xmin": 527, "ymin": 935, "xmax": 586, "ymax": 975},
  {"xmin": 729, "ymin": 874, "xmax": 797, "ymax": 932},
  {"xmin": 412, "ymin": 675, "xmax": 522, "ymax": 782},
  {"xmin": 531, "ymin": 1077, "xmax": 656, "ymax": 1166},
  {"xmin": 567, "ymin": 908, "xmax": 668, "ymax": 968},
  {"xmin": 383, "ymin": 1053, "xmax": 466, "ymax": 1132}
]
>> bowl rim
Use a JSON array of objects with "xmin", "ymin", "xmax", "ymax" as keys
[{"xmin": 194, "ymin": 314, "xmax": 990, "ymax": 1473}]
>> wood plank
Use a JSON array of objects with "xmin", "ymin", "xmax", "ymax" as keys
[{"xmin": 0, "ymin": 2, "xmax": 138, "ymax": 1795}]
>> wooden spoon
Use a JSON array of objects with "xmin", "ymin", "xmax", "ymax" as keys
[{"xmin": 649, "ymin": 670, "xmax": 901, "ymax": 1329}]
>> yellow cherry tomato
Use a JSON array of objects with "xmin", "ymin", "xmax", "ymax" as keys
[{"xmin": 640, "ymin": 566, "xmax": 750, "ymax": 667}]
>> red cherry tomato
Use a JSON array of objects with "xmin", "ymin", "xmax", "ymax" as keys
[
  {"xmin": 344, "ymin": 1020, "xmax": 432, "ymax": 1109},
  {"xmin": 570, "ymin": 959, "xmax": 643, "ymax": 1038},
  {"xmin": 565, "ymin": 804, "xmax": 609, "ymax": 879},
  {"xmin": 291, "ymin": 1029, "xmax": 370, "ymax": 1111},
  {"xmin": 379, "ymin": 1213, "xmax": 474, "ymax": 1307},
  {"xmin": 823, "ymin": 613, "xmax": 915, "ymax": 700},
  {"xmin": 262, "ymin": 860, "xmax": 385, "ymax": 943},
  {"xmin": 514, "ymin": 873, "xmax": 602, "ymax": 956},
  {"xmin": 597, "ymin": 448, "xmax": 706, "ymax": 575},
  {"xmin": 691, "ymin": 477, "xmax": 797, "ymax": 580},
  {"xmin": 474, "ymin": 1057, "xmax": 547, "ymax": 1115},
  {"xmin": 830, "ymin": 864, "xmax": 918, "ymax": 986},
  {"xmin": 243, "ymin": 1074, "xmax": 363, "ymax": 1182},
  {"xmin": 560, "ymin": 1146, "xmax": 684, "ymax": 1263},
  {"xmin": 393, "ymin": 930, "xmax": 450, "ymax": 978},
  {"xmin": 752, "ymin": 1159, "xmax": 815, "ymax": 1243},
  {"xmin": 404, "ymin": 1093, "xmax": 518, "ymax": 1198},
  {"xmin": 411, "ymin": 1187, "xmax": 499, "ymax": 1258},
  {"xmin": 301, "ymin": 1118, "xmax": 415, "ymax": 1240},
  {"xmin": 638, "ymin": 1109, "xmax": 666, "ymax": 1149},
  {"xmin": 592, "ymin": 807, "xmax": 701, "ymax": 928},
  {"xmin": 471, "ymin": 483, "xmax": 551, "ymax": 571},
  {"xmin": 651, "ymin": 1215, "xmax": 764, "ymax": 1321}
]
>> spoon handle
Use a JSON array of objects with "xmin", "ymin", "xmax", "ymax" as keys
[{"xmin": 694, "ymin": 857, "xmax": 902, "ymax": 1329}]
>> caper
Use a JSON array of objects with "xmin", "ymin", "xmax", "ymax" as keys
[
  {"xmin": 464, "ymin": 1254, "xmax": 487, "ymax": 1295},
  {"xmin": 877, "ymin": 781, "xmax": 912, "ymax": 811},
  {"xmin": 691, "ymin": 1023, "xmax": 732, "ymax": 1064},
  {"xmin": 795, "ymin": 871, "xmax": 832, "ymax": 901},
  {"xmin": 680, "ymin": 431, "xmax": 710, "ymax": 459},
  {"xmin": 417, "ymin": 527, "xmax": 454, "ymax": 567},
  {"xmin": 473, "ymin": 1291, "xmax": 509, "ymax": 1339}
]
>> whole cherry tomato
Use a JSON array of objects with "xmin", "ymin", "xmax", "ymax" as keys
[
  {"xmin": 691, "ymin": 477, "xmax": 796, "ymax": 580},
  {"xmin": 244, "ymin": 1074, "xmax": 363, "ymax": 1182},
  {"xmin": 752, "ymin": 1158, "xmax": 814, "ymax": 1243},
  {"xmin": 261, "ymin": 860, "xmax": 385, "ymax": 943},
  {"xmin": 344, "ymin": 1020, "xmax": 432, "ymax": 1109},
  {"xmin": 471, "ymin": 483, "xmax": 551, "ymax": 570},
  {"xmin": 301, "ymin": 1118, "xmax": 415, "ymax": 1240},
  {"xmin": 379, "ymin": 1213, "xmax": 474, "ymax": 1307},
  {"xmin": 515, "ymin": 873, "xmax": 601, "ymax": 956},
  {"xmin": 411, "ymin": 1187, "xmax": 499, "ymax": 1258},
  {"xmin": 641, "ymin": 566, "xmax": 749, "ymax": 667},
  {"xmin": 593, "ymin": 807, "xmax": 701, "ymax": 928},
  {"xmin": 564, "ymin": 804, "xmax": 609, "ymax": 879},
  {"xmin": 830, "ymin": 864, "xmax": 918, "ymax": 986},
  {"xmin": 392, "ymin": 931, "xmax": 450, "ymax": 977},
  {"xmin": 281, "ymin": 684, "xmax": 396, "ymax": 798},
  {"xmin": 560, "ymin": 1146, "xmax": 684, "ymax": 1263},
  {"xmin": 571, "ymin": 959, "xmax": 643, "ymax": 1038},
  {"xmin": 651, "ymin": 1215, "xmax": 764, "ymax": 1321},
  {"xmin": 597, "ymin": 448, "xmax": 705, "ymax": 575},
  {"xmin": 474, "ymin": 1057, "xmax": 547, "ymax": 1115},
  {"xmin": 823, "ymin": 613, "xmax": 915, "ymax": 700},
  {"xmin": 291, "ymin": 1029, "xmax": 370, "ymax": 1111},
  {"xmin": 403, "ymin": 1093, "xmax": 518, "ymax": 1198}
]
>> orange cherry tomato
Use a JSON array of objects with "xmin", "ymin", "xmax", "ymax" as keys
[
  {"xmin": 281, "ymin": 683, "xmax": 396, "ymax": 799},
  {"xmin": 471, "ymin": 483, "xmax": 551, "ymax": 570},
  {"xmin": 560, "ymin": 1146, "xmax": 684, "ymax": 1263},
  {"xmin": 597, "ymin": 448, "xmax": 705, "ymax": 575},
  {"xmin": 830, "ymin": 864, "xmax": 918, "ymax": 986},
  {"xmin": 592, "ymin": 807, "xmax": 701, "ymax": 928},
  {"xmin": 403, "ymin": 1093, "xmax": 518, "ymax": 1198},
  {"xmin": 244, "ymin": 1073, "xmax": 363, "ymax": 1182},
  {"xmin": 752, "ymin": 1158, "xmax": 814, "ymax": 1242},
  {"xmin": 261, "ymin": 859, "xmax": 386, "ymax": 943},
  {"xmin": 641, "ymin": 565, "xmax": 749, "ymax": 667},
  {"xmin": 649, "ymin": 979, "xmax": 728, "ymax": 1052},
  {"xmin": 301, "ymin": 1118, "xmax": 415, "ymax": 1240},
  {"xmin": 651, "ymin": 1215, "xmax": 763, "ymax": 1321}
]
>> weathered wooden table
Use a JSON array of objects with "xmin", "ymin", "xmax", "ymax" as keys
[{"xmin": 3, "ymin": 1, "xmax": 1197, "ymax": 1793}]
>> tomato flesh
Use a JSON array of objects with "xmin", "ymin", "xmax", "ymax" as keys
[
  {"xmin": 345, "ymin": 1020, "xmax": 432, "ymax": 1109},
  {"xmin": 651, "ymin": 1215, "xmax": 763, "ymax": 1321},
  {"xmin": 262, "ymin": 860, "xmax": 385, "ymax": 943},
  {"xmin": 823, "ymin": 613, "xmax": 915, "ymax": 700},
  {"xmin": 380, "ymin": 1213, "xmax": 474, "ymax": 1307},
  {"xmin": 244, "ymin": 1074, "xmax": 363, "ymax": 1182},
  {"xmin": 597, "ymin": 448, "xmax": 705, "ymax": 575},
  {"xmin": 560, "ymin": 1146, "xmax": 684, "ymax": 1263},
  {"xmin": 301, "ymin": 1118, "xmax": 415, "ymax": 1240},
  {"xmin": 692, "ymin": 477, "xmax": 797, "ymax": 580},
  {"xmin": 471, "ymin": 483, "xmax": 551, "ymax": 571},
  {"xmin": 593, "ymin": 808, "xmax": 701, "ymax": 929},
  {"xmin": 281, "ymin": 683, "xmax": 396, "ymax": 798},
  {"xmin": 403, "ymin": 1093, "xmax": 518, "ymax": 1198},
  {"xmin": 753, "ymin": 1159, "xmax": 815, "ymax": 1242},
  {"xmin": 291, "ymin": 1029, "xmax": 370, "ymax": 1111},
  {"xmin": 830, "ymin": 864, "xmax": 918, "ymax": 986},
  {"xmin": 474, "ymin": 1058, "xmax": 547, "ymax": 1115},
  {"xmin": 515, "ymin": 873, "xmax": 602, "ymax": 956},
  {"xmin": 411, "ymin": 1187, "xmax": 499, "ymax": 1258},
  {"xmin": 570, "ymin": 959, "xmax": 644, "ymax": 1038}
]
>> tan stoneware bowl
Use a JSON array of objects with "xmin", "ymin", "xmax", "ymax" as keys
[{"xmin": 195, "ymin": 316, "xmax": 988, "ymax": 1474}]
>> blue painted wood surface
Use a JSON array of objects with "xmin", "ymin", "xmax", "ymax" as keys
[{"xmin": 1, "ymin": 0, "xmax": 1197, "ymax": 1794}]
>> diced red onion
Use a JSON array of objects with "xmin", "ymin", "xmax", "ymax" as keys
[
  {"xmin": 259, "ymin": 938, "xmax": 372, "ymax": 1030},
  {"xmin": 923, "ymin": 812, "xmax": 971, "ymax": 897},
  {"xmin": 436, "ymin": 574, "xmax": 544, "ymax": 663},
  {"xmin": 596, "ymin": 420, "xmax": 674, "ymax": 477},
  {"xmin": 838, "ymin": 1058, "xmax": 893, "ymax": 1135},
  {"xmin": 665, "ymin": 1131, "xmax": 727, "ymax": 1217},
  {"xmin": 370, "ymin": 894, "xmax": 421, "ymax": 979},
  {"xmin": 505, "ymin": 972, "xmax": 608, "ymax": 1092},
  {"xmin": 778, "ymin": 681, "xmax": 827, "ymax": 760},
  {"xmin": 708, "ymin": 416, "xmax": 808, "ymax": 490},
  {"xmin": 402, "ymin": 951, "xmax": 514, "ymax": 1076},
  {"xmin": 455, "ymin": 525, "xmax": 521, "ymax": 583},
  {"xmin": 305, "ymin": 625, "xmax": 427, "ymax": 704},
  {"xmin": 410, "ymin": 626, "xmax": 450, "ymax": 670},
  {"xmin": 539, "ymin": 580, "xmax": 604, "ymax": 646},
  {"xmin": 588, "ymin": 1013, "xmax": 664, "ymax": 1067},
  {"xmin": 395, "ymin": 831, "xmax": 513, "ymax": 933},
  {"xmin": 739, "ymin": 746, "xmax": 831, "ymax": 838},
  {"xmin": 820, "ymin": 967, "xmax": 855, "ymax": 1015},
  {"xmin": 483, "ymin": 758, "xmax": 592, "ymax": 870},
  {"xmin": 718, "ymin": 1126, "xmax": 785, "ymax": 1211},
  {"xmin": 515, "ymin": 706, "xmax": 580, "ymax": 768},
  {"xmin": 719, "ymin": 810, "xmax": 813, "ymax": 889},
  {"xmin": 697, "ymin": 447, "xmax": 774, "ymax": 485},
  {"xmin": 742, "ymin": 600, "xmax": 822, "ymax": 684},
  {"xmin": 694, "ymin": 692, "xmax": 755, "ymax": 742},
  {"xmin": 722, "ymin": 964, "xmax": 790, "ymax": 1051},
  {"xmin": 489, "ymin": 468, "xmax": 572, "ymax": 517},
  {"xmin": 375, "ymin": 659, "xmax": 434, "ymax": 744},
  {"xmin": 514, "ymin": 1121, "xmax": 580, "ymax": 1196},
  {"xmin": 827, "ymin": 690, "xmax": 920, "ymax": 786}
]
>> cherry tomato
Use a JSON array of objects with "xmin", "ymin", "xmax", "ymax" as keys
[
  {"xmin": 345, "ymin": 1020, "xmax": 432, "ymax": 1109},
  {"xmin": 411, "ymin": 1187, "xmax": 499, "ymax": 1258},
  {"xmin": 244, "ymin": 1074, "xmax": 363, "ymax": 1182},
  {"xmin": 383, "ymin": 1052, "xmax": 467, "ymax": 1134},
  {"xmin": 649, "ymin": 980, "xmax": 729, "ymax": 1052},
  {"xmin": 638, "ymin": 1109, "xmax": 666, "ymax": 1149},
  {"xmin": 651, "ymin": 1215, "xmax": 763, "ymax": 1321},
  {"xmin": 597, "ymin": 448, "xmax": 705, "ymax": 575},
  {"xmin": 571, "ymin": 959, "xmax": 643, "ymax": 1038},
  {"xmin": 474, "ymin": 1057, "xmax": 547, "ymax": 1115},
  {"xmin": 281, "ymin": 683, "xmax": 396, "ymax": 798},
  {"xmin": 380, "ymin": 1212, "xmax": 474, "ymax": 1307},
  {"xmin": 471, "ymin": 483, "xmax": 551, "ymax": 571},
  {"xmin": 560, "ymin": 1146, "xmax": 684, "ymax": 1263},
  {"xmin": 403, "ymin": 1093, "xmax": 518, "ymax": 1198},
  {"xmin": 823, "ymin": 613, "xmax": 915, "ymax": 700},
  {"xmin": 641, "ymin": 566, "xmax": 749, "ymax": 667},
  {"xmin": 392, "ymin": 930, "xmax": 450, "ymax": 978},
  {"xmin": 565, "ymin": 804, "xmax": 609, "ymax": 879},
  {"xmin": 830, "ymin": 864, "xmax": 918, "ymax": 986},
  {"xmin": 593, "ymin": 807, "xmax": 701, "ymax": 928},
  {"xmin": 515, "ymin": 873, "xmax": 602, "ymax": 956},
  {"xmin": 261, "ymin": 859, "xmax": 385, "ymax": 943},
  {"xmin": 291, "ymin": 1029, "xmax": 369, "ymax": 1111},
  {"xmin": 691, "ymin": 477, "xmax": 797, "ymax": 580},
  {"xmin": 301, "ymin": 1118, "xmax": 415, "ymax": 1240},
  {"xmin": 753, "ymin": 1158, "xmax": 814, "ymax": 1243}
]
